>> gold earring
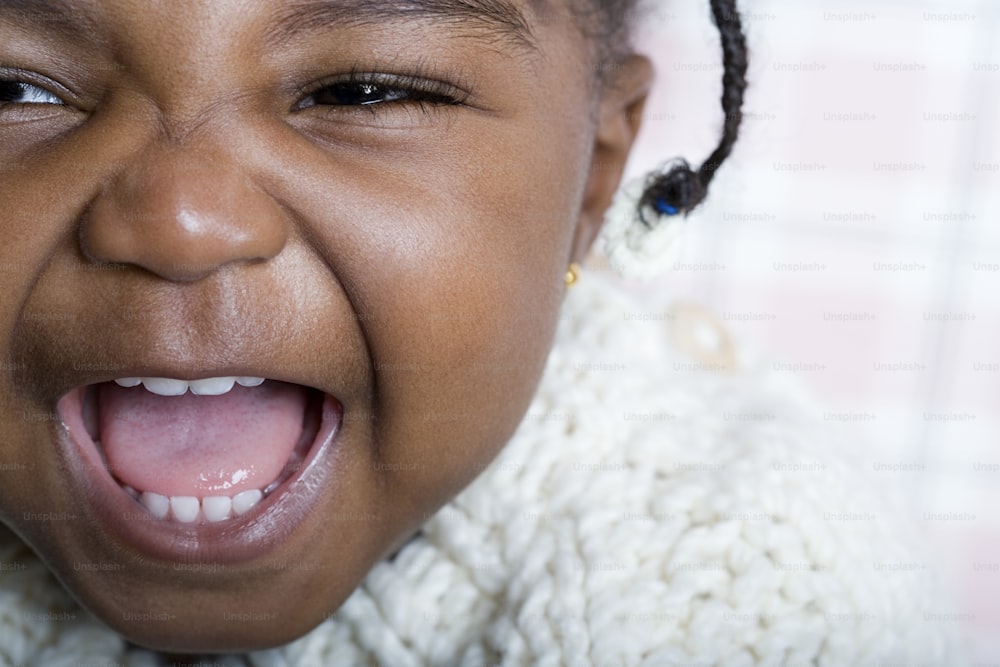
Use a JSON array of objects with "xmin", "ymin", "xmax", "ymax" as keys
[{"xmin": 564, "ymin": 262, "xmax": 581, "ymax": 287}]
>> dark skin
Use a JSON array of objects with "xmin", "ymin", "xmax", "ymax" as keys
[{"xmin": 0, "ymin": 0, "xmax": 653, "ymax": 653}]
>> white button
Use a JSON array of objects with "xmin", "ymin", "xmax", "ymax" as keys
[{"xmin": 667, "ymin": 301, "xmax": 737, "ymax": 372}]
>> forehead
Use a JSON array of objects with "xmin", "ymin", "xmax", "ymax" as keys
[{"xmin": 0, "ymin": 0, "xmax": 560, "ymax": 54}]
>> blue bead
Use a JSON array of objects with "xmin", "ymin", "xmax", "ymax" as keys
[{"xmin": 654, "ymin": 197, "xmax": 680, "ymax": 216}]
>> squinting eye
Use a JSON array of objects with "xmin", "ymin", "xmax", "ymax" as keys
[
  {"xmin": 295, "ymin": 73, "xmax": 466, "ymax": 114},
  {"xmin": 0, "ymin": 80, "xmax": 64, "ymax": 106},
  {"xmin": 310, "ymin": 82, "xmax": 416, "ymax": 107}
]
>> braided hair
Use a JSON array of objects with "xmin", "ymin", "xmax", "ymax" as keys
[{"xmin": 587, "ymin": 0, "xmax": 749, "ymax": 221}]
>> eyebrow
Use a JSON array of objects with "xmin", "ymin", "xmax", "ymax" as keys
[
  {"xmin": 265, "ymin": 0, "xmax": 543, "ymax": 52},
  {"xmin": 0, "ymin": 0, "xmax": 546, "ymax": 55}
]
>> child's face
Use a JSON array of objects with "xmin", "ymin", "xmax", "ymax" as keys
[{"xmin": 0, "ymin": 0, "xmax": 649, "ymax": 652}]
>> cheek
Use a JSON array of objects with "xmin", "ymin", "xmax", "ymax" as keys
[
  {"xmin": 0, "ymin": 133, "xmax": 121, "ymax": 515},
  {"xmin": 0, "ymin": 101, "xmax": 158, "ymax": 354},
  {"xmin": 259, "ymin": 116, "xmax": 590, "ymax": 506}
]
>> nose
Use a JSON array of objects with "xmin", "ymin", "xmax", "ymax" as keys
[{"xmin": 80, "ymin": 143, "xmax": 288, "ymax": 282}]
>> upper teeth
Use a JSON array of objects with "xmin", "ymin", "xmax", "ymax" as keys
[{"xmin": 114, "ymin": 376, "xmax": 266, "ymax": 396}]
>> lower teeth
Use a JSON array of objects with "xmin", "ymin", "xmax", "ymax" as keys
[
  {"xmin": 95, "ymin": 442, "xmax": 290, "ymax": 524},
  {"xmin": 135, "ymin": 488, "xmax": 266, "ymax": 523}
]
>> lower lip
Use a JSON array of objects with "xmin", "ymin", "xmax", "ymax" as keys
[{"xmin": 54, "ymin": 386, "xmax": 343, "ymax": 565}]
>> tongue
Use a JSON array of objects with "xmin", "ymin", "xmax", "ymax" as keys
[{"xmin": 98, "ymin": 381, "xmax": 308, "ymax": 497}]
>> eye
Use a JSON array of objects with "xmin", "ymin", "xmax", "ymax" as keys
[
  {"xmin": 310, "ymin": 82, "xmax": 420, "ymax": 107},
  {"xmin": 0, "ymin": 79, "xmax": 64, "ymax": 106},
  {"xmin": 294, "ymin": 72, "xmax": 467, "ymax": 115}
]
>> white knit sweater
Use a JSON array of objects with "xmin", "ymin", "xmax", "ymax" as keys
[{"xmin": 0, "ymin": 272, "xmax": 958, "ymax": 666}]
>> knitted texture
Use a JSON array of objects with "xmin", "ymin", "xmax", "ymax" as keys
[
  {"xmin": 0, "ymin": 272, "xmax": 957, "ymax": 666},
  {"xmin": 600, "ymin": 178, "xmax": 686, "ymax": 281}
]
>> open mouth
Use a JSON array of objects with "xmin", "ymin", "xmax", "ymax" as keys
[
  {"xmin": 54, "ymin": 373, "xmax": 343, "ymax": 561},
  {"xmin": 79, "ymin": 377, "xmax": 325, "ymax": 524}
]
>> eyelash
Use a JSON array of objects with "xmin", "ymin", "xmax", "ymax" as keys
[
  {"xmin": 0, "ymin": 74, "xmax": 65, "ymax": 108},
  {"xmin": 293, "ymin": 67, "xmax": 471, "ymax": 118}
]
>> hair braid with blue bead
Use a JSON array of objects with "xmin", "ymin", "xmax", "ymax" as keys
[
  {"xmin": 585, "ymin": 0, "xmax": 748, "ymax": 224},
  {"xmin": 638, "ymin": 0, "xmax": 748, "ymax": 222}
]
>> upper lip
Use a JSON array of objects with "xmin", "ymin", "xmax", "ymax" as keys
[
  {"xmin": 11, "ymin": 279, "xmax": 368, "ymax": 409},
  {"xmin": 15, "ymin": 321, "xmax": 366, "ymax": 407}
]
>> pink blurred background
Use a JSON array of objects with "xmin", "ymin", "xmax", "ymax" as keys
[{"xmin": 623, "ymin": 0, "xmax": 998, "ymax": 660}]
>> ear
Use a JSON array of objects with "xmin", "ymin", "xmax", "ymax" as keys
[{"xmin": 570, "ymin": 54, "xmax": 655, "ymax": 264}]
